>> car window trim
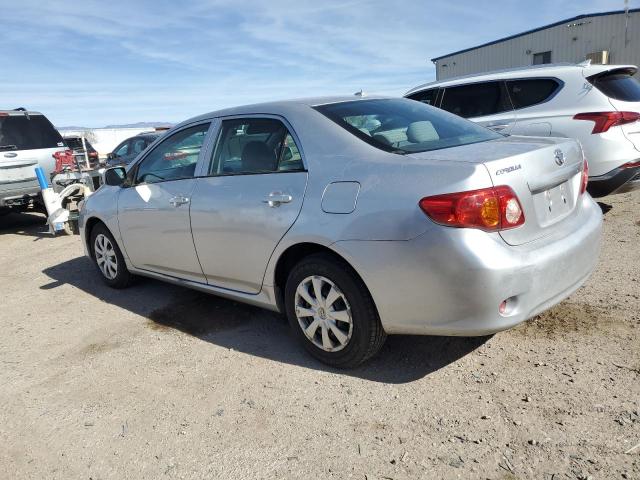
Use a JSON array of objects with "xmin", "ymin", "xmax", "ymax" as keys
[
  {"xmin": 427, "ymin": 76, "xmax": 563, "ymax": 116},
  {"xmin": 127, "ymin": 120, "xmax": 215, "ymax": 187},
  {"xmin": 200, "ymin": 113, "xmax": 308, "ymax": 178}
]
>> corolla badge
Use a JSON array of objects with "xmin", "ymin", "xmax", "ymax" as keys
[{"xmin": 554, "ymin": 149, "xmax": 565, "ymax": 166}]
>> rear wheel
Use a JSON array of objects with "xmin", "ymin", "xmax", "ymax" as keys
[
  {"xmin": 90, "ymin": 223, "xmax": 132, "ymax": 288},
  {"xmin": 284, "ymin": 253, "xmax": 386, "ymax": 368}
]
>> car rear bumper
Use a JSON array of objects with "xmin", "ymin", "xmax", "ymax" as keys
[
  {"xmin": 0, "ymin": 179, "xmax": 40, "ymax": 206},
  {"xmin": 587, "ymin": 163, "xmax": 640, "ymax": 197},
  {"xmin": 334, "ymin": 194, "xmax": 602, "ymax": 336}
]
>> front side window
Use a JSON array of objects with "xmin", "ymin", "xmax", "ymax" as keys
[
  {"xmin": 506, "ymin": 79, "xmax": 561, "ymax": 109},
  {"xmin": 315, "ymin": 98, "xmax": 501, "ymax": 154},
  {"xmin": 210, "ymin": 118, "xmax": 303, "ymax": 175},
  {"xmin": 114, "ymin": 141, "xmax": 129, "ymax": 157},
  {"xmin": 440, "ymin": 82, "xmax": 512, "ymax": 118},
  {"xmin": 406, "ymin": 88, "xmax": 440, "ymax": 106},
  {"xmin": 130, "ymin": 138, "xmax": 147, "ymax": 155},
  {"xmin": 589, "ymin": 70, "xmax": 640, "ymax": 102},
  {"xmin": 135, "ymin": 123, "xmax": 210, "ymax": 184}
]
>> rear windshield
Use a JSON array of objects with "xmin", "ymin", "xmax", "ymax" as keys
[
  {"xmin": 0, "ymin": 114, "xmax": 64, "ymax": 151},
  {"xmin": 64, "ymin": 137, "xmax": 94, "ymax": 151},
  {"xmin": 315, "ymin": 98, "xmax": 501, "ymax": 154},
  {"xmin": 590, "ymin": 70, "xmax": 640, "ymax": 102}
]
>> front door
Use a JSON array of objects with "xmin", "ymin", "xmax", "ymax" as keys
[
  {"xmin": 190, "ymin": 116, "xmax": 308, "ymax": 293},
  {"xmin": 117, "ymin": 122, "xmax": 212, "ymax": 282}
]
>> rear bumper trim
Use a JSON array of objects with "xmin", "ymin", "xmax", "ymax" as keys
[{"xmin": 587, "ymin": 163, "xmax": 640, "ymax": 197}]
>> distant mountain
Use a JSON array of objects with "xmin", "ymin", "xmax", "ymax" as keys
[{"xmin": 57, "ymin": 121, "xmax": 173, "ymax": 130}]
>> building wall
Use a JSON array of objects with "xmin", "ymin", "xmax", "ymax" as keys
[{"xmin": 435, "ymin": 11, "xmax": 640, "ymax": 80}]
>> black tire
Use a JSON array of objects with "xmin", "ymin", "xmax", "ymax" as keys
[
  {"xmin": 284, "ymin": 253, "xmax": 386, "ymax": 368},
  {"xmin": 89, "ymin": 222, "xmax": 132, "ymax": 289}
]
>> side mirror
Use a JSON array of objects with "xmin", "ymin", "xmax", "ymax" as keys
[
  {"xmin": 107, "ymin": 152, "xmax": 116, "ymax": 160},
  {"xmin": 103, "ymin": 167, "xmax": 126, "ymax": 186}
]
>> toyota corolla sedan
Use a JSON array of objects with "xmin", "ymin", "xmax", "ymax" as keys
[{"xmin": 79, "ymin": 97, "xmax": 602, "ymax": 367}]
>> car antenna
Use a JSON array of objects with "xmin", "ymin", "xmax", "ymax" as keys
[{"xmin": 354, "ymin": 89, "xmax": 366, "ymax": 97}]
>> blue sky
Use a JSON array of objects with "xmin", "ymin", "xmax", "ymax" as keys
[{"xmin": 1, "ymin": 0, "xmax": 635, "ymax": 127}]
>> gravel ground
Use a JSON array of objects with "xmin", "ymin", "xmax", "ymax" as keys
[{"xmin": 0, "ymin": 190, "xmax": 638, "ymax": 480}]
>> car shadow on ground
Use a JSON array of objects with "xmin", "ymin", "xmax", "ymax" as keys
[
  {"xmin": 0, "ymin": 211, "xmax": 50, "ymax": 239},
  {"xmin": 42, "ymin": 256, "xmax": 490, "ymax": 384}
]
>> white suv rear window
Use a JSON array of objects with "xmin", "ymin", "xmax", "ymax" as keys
[
  {"xmin": 0, "ymin": 114, "xmax": 63, "ymax": 151},
  {"xmin": 590, "ymin": 70, "xmax": 640, "ymax": 102}
]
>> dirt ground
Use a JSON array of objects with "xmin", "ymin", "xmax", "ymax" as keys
[{"xmin": 0, "ymin": 190, "xmax": 638, "ymax": 480}]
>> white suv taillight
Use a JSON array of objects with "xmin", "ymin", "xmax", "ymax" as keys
[
  {"xmin": 573, "ymin": 111, "xmax": 640, "ymax": 134},
  {"xmin": 419, "ymin": 186, "xmax": 525, "ymax": 231}
]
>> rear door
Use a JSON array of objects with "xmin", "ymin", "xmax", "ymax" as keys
[
  {"xmin": 440, "ymin": 81, "xmax": 516, "ymax": 134},
  {"xmin": 589, "ymin": 68, "xmax": 640, "ymax": 150},
  {"xmin": 117, "ymin": 122, "xmax": 213, "ymax": 282},
  {"xmin": 190, "ymin": 116, "xmax": 307, "ymax": 294},
  {"xmin": 506, "ymin": 78, "xmax": 563, "ymax": 137}
]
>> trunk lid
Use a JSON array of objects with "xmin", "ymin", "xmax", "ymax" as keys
[{"xmin": 407, "ymin": 136, "xmax": 585, "ymax": 245}]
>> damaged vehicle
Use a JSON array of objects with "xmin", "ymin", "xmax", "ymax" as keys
[{"xmin": 79, "ymin": 97, "xmax": 602, "ymax": 367}]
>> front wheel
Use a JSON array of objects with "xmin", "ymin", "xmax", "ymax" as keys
[
  {"xmin": 90, "ymin": 223, "xmax": 132, "ymax": 288},
  {"xmin": 284, "ymin": 253, "xmax": 386, "ymax": 368}
]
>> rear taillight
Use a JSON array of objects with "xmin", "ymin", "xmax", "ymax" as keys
[
  {"xmin": 580, "ymin": 158, "xmax": 589, "ymax": 194},
  {"xmin": 622, "ymin": 160, "xmax": 640, "ymax": 169},
  {"xmin": 573, "ymin": 111, "xmax": 640, "ymax": 134},
  {"xmin": 419, "ymin": 186, "xmax": 525, "ymax": 231}
]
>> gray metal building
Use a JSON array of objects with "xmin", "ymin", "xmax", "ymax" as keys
[{"xmin": 432, "ymin": 8, "xmax": 640, "ymax": 80}]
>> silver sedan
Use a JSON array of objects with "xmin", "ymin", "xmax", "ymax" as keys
[{"xmin": 79, "ymin": 97, "xmax": 602, "ymax": 367}]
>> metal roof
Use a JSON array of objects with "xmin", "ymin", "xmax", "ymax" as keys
[{"xmin": 431, "ymin": 8, "xmax": 640, "ymax": 62}]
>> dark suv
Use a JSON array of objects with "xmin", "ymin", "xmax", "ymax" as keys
[
  {"xmin": 63, "ymin": 135, "xmax": 101, "ymax": 168},
  {"xmin": 106, "ymin": 132, "xmax": 163, "ymax": 167}
]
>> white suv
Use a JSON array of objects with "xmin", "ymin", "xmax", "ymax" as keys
[
  {"xmin": 405, "ymin": 63, "xmax": 640, "ymax": 197},
  {"xmin": 0, "ymin": 109, "xmax": 66, "ymax": 213}
]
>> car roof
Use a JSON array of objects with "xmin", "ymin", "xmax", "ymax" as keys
[
  {"xmin": 405, "ymin": 63, "xmax": 638, "ymax": 94},
  {"xmin": 0, "ymin": 110, "xmax": 44, "ymax": 116},
  {"xmin": 175, "ymin": 95, "xmax": 389, "ymax": 128}
]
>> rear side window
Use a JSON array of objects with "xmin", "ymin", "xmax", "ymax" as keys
[
  {"xmin": 590, "ymin": 71, "xmax": 640, "ymax": 102},
  {"xmin": 210, "ymin": 118, "xmax": 304, "ymax": 175},
  {"xmin": 440, "ymin": 82, "xmax": 512, "ymax": 118},
  {"xmin": 0, "ymin": 114, "xmax": 63, "ymax": 151},
  {"xmin": 407, "ymin": 88, "xmax": 440, "ymax": 106},
  {"xmin": 506, "ymin": 79, "xmax": 560, "ymax": 109}
]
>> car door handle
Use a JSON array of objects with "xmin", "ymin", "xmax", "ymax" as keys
[
  {"xmin": 262, "ymin": 192, "xmax": 293, "ymax": 207},
  {"xmin": 488, "ymin": 124, "xmax": 509, "ymax": 131},
  {"xmin": 169, "ymin": 195, "xmax": 190, "ymax": 207}
]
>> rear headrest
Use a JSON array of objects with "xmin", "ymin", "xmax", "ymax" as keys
[
  {"xmin": 407, "ymin": 121, "xmax": 439, "ymax": 143},
  {"xmin": 241, "ymin": 141, "xmax": 277, "ymax": 172}
]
